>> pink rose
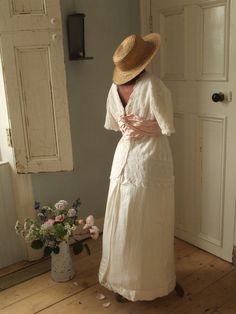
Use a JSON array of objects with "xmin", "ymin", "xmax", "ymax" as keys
[
  {"xmin": 55, "ymin": 214, "xmax": 65, "ymax": 222},
  {"xmin": 89, "ymin": 226, "xmax": 100, "ymax": 240},
  {"xmin": 47, "ymin": 219, "xmax": 55, "ymax": 225},
  {"xmin": 83, "ymin": 215, "xmax": 95, "ymax": 230}
]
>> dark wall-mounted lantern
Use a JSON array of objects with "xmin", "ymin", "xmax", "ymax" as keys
[{"xmin": 67, "ymin": 13, "xmax": 93, "ymax": 61}]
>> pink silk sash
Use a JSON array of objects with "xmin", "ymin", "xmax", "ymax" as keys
[{"xmin": 117, "ymin": 114, "xmax": 161, "ymax": 139}]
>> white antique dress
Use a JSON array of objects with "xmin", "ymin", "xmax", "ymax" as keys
[{"xmin": 98, "ymin": 71, "xmax": 176, "ymax": 301}]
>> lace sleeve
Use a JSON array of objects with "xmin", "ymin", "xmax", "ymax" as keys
[{"xmin": 104, "ymin": 86, "xmax": 119, "ymax": 132}]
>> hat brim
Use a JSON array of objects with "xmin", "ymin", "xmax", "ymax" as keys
[{"xmin": 112, "ymin": 33, "xmax": 161, "ymax": 85}]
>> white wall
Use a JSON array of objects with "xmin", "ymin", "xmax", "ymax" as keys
[{"xmin": 31, "ymin": 0, "xmax": 140, "ymax": 219}]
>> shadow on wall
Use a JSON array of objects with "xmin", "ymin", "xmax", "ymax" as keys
[{"xmin": 31, "ymin": 0, "xmax": 140, "ymax": 218}]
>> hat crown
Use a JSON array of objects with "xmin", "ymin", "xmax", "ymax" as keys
[
  {"xmin": 113, "ymin": 35, "xmax": 137, "ymax": 63},
  {"xmin": 113, "ymin": 35, "xmax": 151, "ymax": 71},
  {"xmin": 112, "ymin": 33, "xmax": 161, "ymax": 85}
]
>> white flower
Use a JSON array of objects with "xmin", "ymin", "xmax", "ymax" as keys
[
  {"xmin": 15, "ymin": 221, "xmax": 22, "ymax": 235},
  {"xmin": 23, "ymin": 218, "xmax": 33, "ymax": 231},
  {"xmin": 89, "ymin": 225, "xmax": 99, "ymax": 240},
  {"xmin": 20, "ymin": 230, "xmax": 25, "ymax": 237},
  {"xmin": 83, "ymin": 215, "xmax": 95, "ymax": 230},
  {"xmin": 25, "ymin": 227, "xmax": 37, "ymax": 241},
  {"xmin": 64, "ymin": 223, "xmax": 77, "ymax": 238},
  {"xmin": 42, "ymin": 206, "xmax": 53, "ymax": 211},
  {"xmin": 71, "ymin": 224, "xmax": 77, "ymax": 232},
  {"xmin": 68, "ymin": 208, "xmax": 77, "ymax": 217},
  {"xmin": 40, "ymin": 221, "xmax": 54, "ymax": 235},
  {"xmin": 64, "ymin": 223, "xmax": 72, "ymax": 233},
  {"xmin": 15, "ymin": 228, "xmax": 20, "ymax": 236},
  {"xmin": 24, "ymin": 221, "xmax": 30, "ymax": 230},
  {"xmin": 54, "ymin": 200, "xmax": 69, "ymax": 210}
]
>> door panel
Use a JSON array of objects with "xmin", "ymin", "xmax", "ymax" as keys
[
  {"xmin": 197, "ymin": 1, "xmax": 229, "ymax": 80},
  {"xmin": 160, "ymin": 7, "xmax": 185, "ymax": 80},
  {"xmin": 15, "ymin": 46, "xmax": 58, "ymax": 159},
  {"xmin": 0, "ymin": 0, "xmax": 61, "ymax": 32},
  {"xmin": 145, "ymin": 0, "xmax": 236, "ymax": 261},
  {"xmin": 0, "ymin": 30, "xmax": 73, "ymax": 173},
  {"xmin": 198, "ymin": 115, "xmax": 226, "ymax": 246},
  {"xmin": 11, "ymin": 0, "xmax": 46, "ymax": 14}
]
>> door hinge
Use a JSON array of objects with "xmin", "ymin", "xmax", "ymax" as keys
[
  {"xmin": 6, "ymin": 128, "xmax": 13, "ymax": 147},
  {"xmin": 149, "ymin": 14, "xmax": 153, "ymax": 32}
]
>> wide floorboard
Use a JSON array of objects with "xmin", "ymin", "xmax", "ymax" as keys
[{"xmin": 0, "ymin": 237, "xmax": 234, "ymax": 314}]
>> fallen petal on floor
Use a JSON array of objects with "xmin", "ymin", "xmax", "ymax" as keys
[
  {"xmin": 73, "ymin": 282, "xmax": 79, "ymax": 286},
  {"xmin": 96, "ymin": 293, "xmax": 106, "ymax": 300},
  {"xmin": 102, "ymin": 301, "xmax": 111, "ymax": 308}
]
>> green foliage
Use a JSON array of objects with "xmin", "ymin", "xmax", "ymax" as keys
[
  {"xmin": 44, "ymin": 246, "xmax": 52, "ymax": 257},
  {"xmin": 52, "ymin": 246, "xmax": 60, "ymax": 254},
  {"xmin": 73, "ymin": 241, "xmax": 83, "ymax": 255},
  {"xmin": 54, "ymin": 223, "xmax": 67, "ymax": 238},
  {"xmin": 44, "ymin": 245, "xmax": 60, "ymax": 256},
  {"xmin": 31, "ymin": 239, "xmax": 44, "ymax": 249}
]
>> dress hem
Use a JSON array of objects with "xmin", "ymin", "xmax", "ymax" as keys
[{"xmin": 98, "ymin": 273, "xmax": 176, "ymax": 302}]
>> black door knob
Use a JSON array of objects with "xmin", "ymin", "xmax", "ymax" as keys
[{"xmin": 212, "ymin": 92, "xmax": 224, "ymax": 102}]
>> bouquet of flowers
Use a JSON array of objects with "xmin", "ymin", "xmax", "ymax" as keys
[{"xmin": 15, "ymin": 198, "xmax": 99, "ymax": 257}]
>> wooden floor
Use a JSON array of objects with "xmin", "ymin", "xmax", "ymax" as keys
[{"xmin": 0, "ymin": 237, "xmax": 235, "ymax": 314}]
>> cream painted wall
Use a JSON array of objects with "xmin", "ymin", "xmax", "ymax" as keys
[{"xmin": 31, "ymin": 0, "xmax": 140, "ymax": 218}]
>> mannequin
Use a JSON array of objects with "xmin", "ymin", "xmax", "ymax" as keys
[{"xmin": 99, "ymin": 33, "xmax": 184, "ymax": 303}]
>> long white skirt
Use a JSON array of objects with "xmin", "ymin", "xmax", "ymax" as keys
[{"xmin": 98, "ymin": 136, "xmax": 176, "ymax": 301}]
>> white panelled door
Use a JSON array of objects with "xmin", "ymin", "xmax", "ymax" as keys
[
  {"xmin": 141, "ymin": 0, "xmax": 236, "ymax": 261},
  {"xmin": 0, "ymin": 0, "xmax": 73, "ymax": 173},
  {"xmin": 0, "ymin": 30, "xmax": 72, "ymax": 173}
]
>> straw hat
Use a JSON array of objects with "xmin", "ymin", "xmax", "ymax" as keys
[{"xmin": 112, "ymin": 33, "xmax": 161, "ymax": 85}]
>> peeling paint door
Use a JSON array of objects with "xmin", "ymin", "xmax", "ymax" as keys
[
  {"xmin": 0, "ymin": 0, "xmax": 61, "ymax": 31},
  {"xmin": 0, "ymin": 0, "xmax": 73, "ymax": 173}
]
